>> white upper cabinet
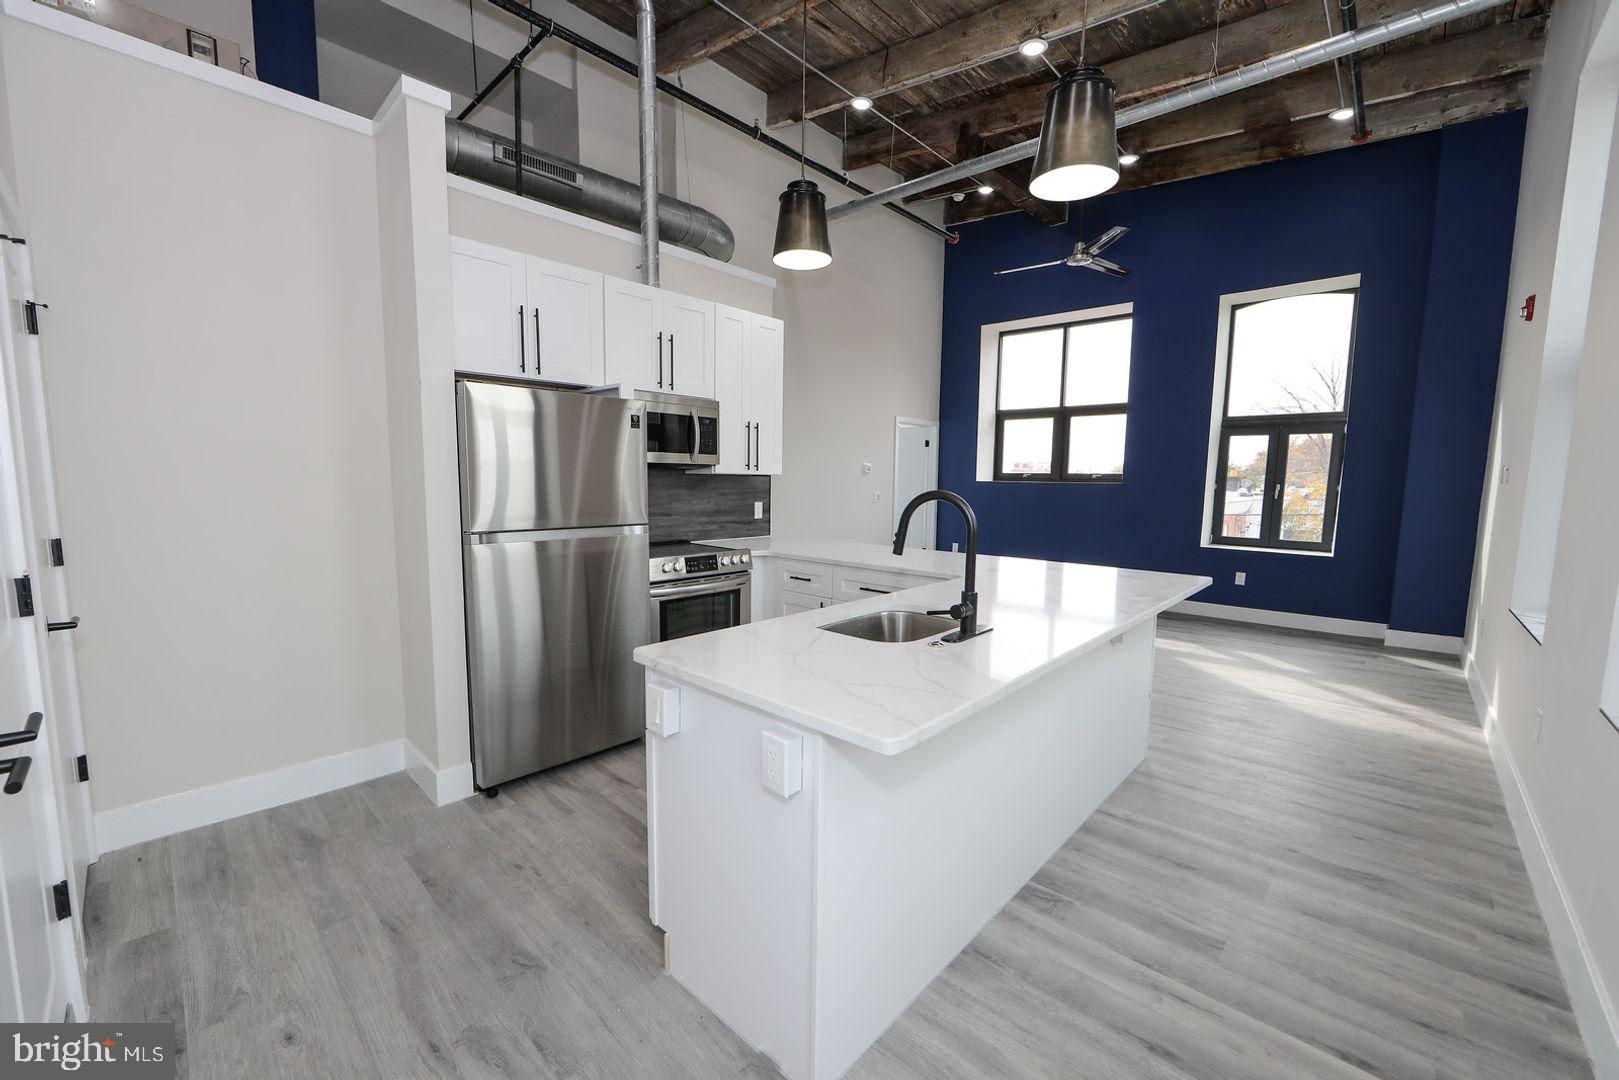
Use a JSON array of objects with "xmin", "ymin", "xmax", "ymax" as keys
[
  {"xmin": 604, "ymin": 277, "xmax": 662, "ymax": 392},
  {"xmin": 526, "ymin": 256, "xmax": 604, "ymax": 387},
  {"xmin": 712, "ymin": 305, "xmax": 784, "ymax": 475},
  {"xmin": 451, "ymin": 238, "xmax": 605, "ymax": 385},
  {"xmin": 659, "ymin": 290, "xmax": 716, "ymax": 399},
  {"xmin": 450, "ymin": 238, "xmax": 526, "ymax": 377},
  {"xmin": 604, "ymin": 281, "xmax": 716, "ymax": 399}
]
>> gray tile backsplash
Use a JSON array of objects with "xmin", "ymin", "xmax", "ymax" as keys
[{"xmin": 648, "ymin": 468, "xmax": 770, "ymax": 541}]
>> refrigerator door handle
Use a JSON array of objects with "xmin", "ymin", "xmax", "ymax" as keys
[{"xmin": 467, "ymin": 524, "xmax": 649, "ymax": 545}]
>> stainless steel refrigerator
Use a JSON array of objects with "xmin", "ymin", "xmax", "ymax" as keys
[{"xmin": 457, "ymin": 379, "xmax": 651, "ymax": 789}]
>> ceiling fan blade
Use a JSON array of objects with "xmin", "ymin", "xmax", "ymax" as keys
[
  {"xmin": 994, "ymin": 259, "xmax": 1066, "ymax": 276},
  {"xmin": 1085, "ymin": 225, "xmax": 1130, "ymax": 256},
  {"xmin": 1085, "ymin": 256, "xmax": 1131, "ymax": 278}
]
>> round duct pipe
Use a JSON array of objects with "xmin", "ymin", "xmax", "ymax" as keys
[{"xmin": 445, "ymin": 119, "xmax": 736, "ymax": 263}]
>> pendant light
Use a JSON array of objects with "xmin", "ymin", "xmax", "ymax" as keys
[
  {"xmin": 773, "ymin": 0, "xmax": 831, "ymax": 270},
  {"xmin": 1028, "ymin": 66, "xmax": 1119, "ymax": 203}
]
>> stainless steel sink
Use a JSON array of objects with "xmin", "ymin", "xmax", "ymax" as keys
[{"xmin": 819, "ymin": 610, "xmax": 957, "ymax": 643}]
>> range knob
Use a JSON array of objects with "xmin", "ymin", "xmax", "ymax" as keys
[
  {"xmin": 739, "ymin": 552, "xmax": 750, "ymax": 563},
  {"xmin": 720, "ymin": 555, "xmax": 733, "ymax": 566},
  {"xmin": 661, "ymin": 561, "xmax": 677, "ymax": 573}
]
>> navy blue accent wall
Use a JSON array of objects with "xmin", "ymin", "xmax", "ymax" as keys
[
  {"xmin": 936, "ymin": 112, "xmax": 1523, "ymax": 632},
  {"xmin": 1386, "ymin": 117, "xmax": 1521, "ymax": 636},
  {"xmin": 251, "ymin": 0, "xmax": 320, "ymax": 101}
]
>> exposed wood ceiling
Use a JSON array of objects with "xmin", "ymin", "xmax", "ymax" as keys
[{"xmin": 559, "ymin": 0, "xmax": 1551, "ymax": 227}]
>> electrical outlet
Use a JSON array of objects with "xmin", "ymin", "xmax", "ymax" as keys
[
  {"xmin": 754, "ymin": 500, "xmax": 764, "ymax": 520},
  {"xmin": 872, "ymin": 491, "xmax": 881, "ymax": 503},
  {"xmin": 1234, "ymin": 571, "xmax": 1246, "ymax": 586},
  {"xmin": 861, "ymin": 462, "xmax": 873, "ymax": 475},
  {"xmin": 951, "ymin": 542, "xmax": 960, "ymax": 553},
  {"xmin": 761, "ymin": 730, "xmax": 802, "ymax": 798},
  {"xmin": 646, "ymin": 683, "xmax": 681, "ymax": 738}
]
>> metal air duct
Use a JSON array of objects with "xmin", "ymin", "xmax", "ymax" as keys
[{"xmin": 444, "ymin": 119, "xmax": 736, "ymax": 263}]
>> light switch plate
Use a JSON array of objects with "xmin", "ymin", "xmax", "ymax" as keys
[
  {"xmin": 754, "ymin": 501, "xmax": 764, "ymax": 519},
  {"xmin": 1234, "ymin": 571, "xmax": 1246, "ymax": 586},
  {"xmin": 647, "ymin": 683, "xmax": 681, "ymax": 738},
  {"xmin": 760, "ymin": 730, "xmax": 802, "ymax": 798}
]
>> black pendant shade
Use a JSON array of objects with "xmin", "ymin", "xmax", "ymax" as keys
[
  {"xmin": 772, "ymin": 178, "xmax": 832, "ymax": 271},
  {"xmin": 1029, "ymin": 66, "xmax": 1120, "ymax": 203}
]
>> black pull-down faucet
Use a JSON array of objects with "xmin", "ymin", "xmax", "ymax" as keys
[{"xmin": 892, "ymin": 489, "xmax": 992, "ymax": 643}]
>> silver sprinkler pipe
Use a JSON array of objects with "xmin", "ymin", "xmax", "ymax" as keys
[
  {"xmin": 827, "ymin": 0, "xmax": 1510, "ymax": 221},
  {"xmin": 635, "ymin": 0, "xmax": 660, "ymax": 286}
]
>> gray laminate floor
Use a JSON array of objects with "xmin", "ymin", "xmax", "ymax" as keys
[{"xmin": 85, "ymin": 617, "xmax": 1594, "ymax": 1079}]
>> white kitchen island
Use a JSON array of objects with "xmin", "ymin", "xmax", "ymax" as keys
[{"xmin": 634, "ymin": 539, "xmax": 1209, "ymax": 1080}]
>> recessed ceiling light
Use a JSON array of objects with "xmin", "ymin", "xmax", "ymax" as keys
[
  {"xmin": 1019, "ymin": 37, "xmax": 1049, "ymax": 57},
  {"xmin": 977, "ymin": 183, "xmax": 994, "ymax": 195},
  {"xmin": 1117, "ymin": 151, "xmax": 1140, "ymax": 166},
  {"xmin": 1329, "ymin": 105, "xmax": 1355, "ymax": 122},
  {"xmin": 850, "ymin": 95, "xmax": 873, "ymax": 111}
]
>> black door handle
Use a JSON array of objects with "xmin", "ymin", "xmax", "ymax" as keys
[
  {"xmin": 0, "ymin": 712, "xmax": 41, "ymax": 749},
  {"xmin": 517, "ymin": 305, "xmax": 526, "ymax": 373},
  {"xmin": 1, "ymin": 755, "xmax": 32, "ymax": 794},
  {"xmin": 47, "ymin": 617, "xmax": 78, "ymax": 632}
]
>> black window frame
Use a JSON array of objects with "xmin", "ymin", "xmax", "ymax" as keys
[
  {"xmin": 1208, "ymin": 287, "xmax": 1358, "ymax": 553},
  {"xmin": 992, "ymin": 314, "xmax": 1132, "ymax": 484}
]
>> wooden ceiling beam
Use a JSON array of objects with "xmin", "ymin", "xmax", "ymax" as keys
[
  {"xmin": 944, "ymin": 72, "xmax": 1531, "ymax": 223},
  {"xmin": 842, "ymin": 0, "xmax": 1444, "ymax": 173},
  {"xmin": 657, "ymin": 0, "xmax": 830, "ymax": 76},
  {"xmin": 763, "ymin": 0, "xmax": 1165, "ymax": 127}
]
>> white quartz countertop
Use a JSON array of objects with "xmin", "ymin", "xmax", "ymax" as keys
[{"xmin": 634, "ymin": 537, "xmax": 1210, "ymax": 755}]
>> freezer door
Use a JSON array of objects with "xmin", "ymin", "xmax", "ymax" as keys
[
  {"xmin": 457, "ymin": 379, "xmax": 648, "ymax": 533},
  {"xmin": 463, "ymin": 526, "xmax": 652, "ymax": 788}
]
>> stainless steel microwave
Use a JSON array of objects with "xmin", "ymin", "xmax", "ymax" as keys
[{"xmin": 637, "ymin": 391, "xmax": 720, "ymax": 467}]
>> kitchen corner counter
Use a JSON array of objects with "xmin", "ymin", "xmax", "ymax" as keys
[{"xmin": 635, "ymin": 538, "xmax": 1210, "ymax": 755}]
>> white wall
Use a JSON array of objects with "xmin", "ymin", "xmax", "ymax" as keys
[
  {"xmin": 1465, "ymin": 0, "xmax": 1619, "ymax": 1070},
  {"xmin": 0, "ymin": 14, "xmax": 406, "ymax": 816}
]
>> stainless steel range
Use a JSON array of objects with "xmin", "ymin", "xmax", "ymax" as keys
[{"xmin": 649, "ymin": 541, "xmax": 752, "ymax": 642}]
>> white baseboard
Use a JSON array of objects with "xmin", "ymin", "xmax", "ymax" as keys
[
  {"xmin": 95, "ymin": 740, "xmax": 407, "ymax": 855},
  {"xmin": 404, "ymin": 741, "xmax": 475, "ymax": 806},
  {"xmin": 1466, "ymin": 655, "xmax": 1619, "ymax": 1078},
  {"xmin": 1382, "ymin": 628, "xmax": 1465, "ymax": 656},
  {"xmin": 1168, "ymin": 601, "xmax": 1464, "ymax": 656}
]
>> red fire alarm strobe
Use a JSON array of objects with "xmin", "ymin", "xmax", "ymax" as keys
[{"xmin": 1520, "ymin": 294, "xmax": 1536, "ymax": 321}]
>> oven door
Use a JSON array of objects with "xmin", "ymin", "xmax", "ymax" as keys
[{"xmin": 650, "ymin": 571, "xmax": 752, "ymax": 641}]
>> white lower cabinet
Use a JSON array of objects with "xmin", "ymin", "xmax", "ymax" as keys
[
  {"xmin": 775, "ymin": 589, "xmax": 831, "ymax": 617},
  {"xmin": 831, "ymin": 567, "xmax": 938, "ymax": 602},
  {"xmin": 714, "ymin": 304, "xmax": 784, "ymax": 475}
]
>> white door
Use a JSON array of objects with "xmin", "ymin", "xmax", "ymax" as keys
[
  {"xmin": 450, "ymin": 238, "xmax": 527, "ymax": 378},
  {"xmin": 2, "ymin": 229, "xmax": 94, "ymax": 902},
  {"xmin": 712, "ymin": 305, "xmax": 749, "ymax": 473},
  {"xmin": 659, "ymin": 291, "xmax": 715, "ymax": 399},
  {"xmin": 603, "ymin": 277, "xmax": 662, "ymax": 393},
  {"xmin": 0, "ymin": 304, "xmax": 74, "ymax": 1023},
  {"xmin": 526, "ymin": 256, "xmax": 603, "ymax": 387},
  {"xmin": 894, "ymin": 420, "xmax": 939, "ymax": 549},
  {"xmin": 748, "ymin": 315, "xmax": 784, "ymax": 475}
]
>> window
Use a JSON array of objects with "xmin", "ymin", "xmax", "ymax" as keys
[
  {"xmin": 993, "ymin": 315, "xmax": 1132, "ymax": 482},
  {"xmin": 1206, "ymin": 283, "xmax": 1357, "ymax": 552}
]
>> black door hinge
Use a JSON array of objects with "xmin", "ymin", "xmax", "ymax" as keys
[
  {"xmin": 48, "ymin": 538, "xmax": 64, "ymax": 567},
  {"xmin": 22, "ymin": 300, "xmax": 47, "ymax": 335},
  {"xmin": 75, "ymin": 755, "xmax": 88, "ymax": 783},
  {"xmin": 12, "ymin": 575, "xmax": 33, "ymax": 618},
  {"xmin": 52, "ymin": 880, "xmax": 70, "ymax": 921}
]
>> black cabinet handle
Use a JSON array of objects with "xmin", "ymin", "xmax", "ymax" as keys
[
  {"xmin": 47, "ymin": 617, "xmax": 79, "ymax": 632},
  {"xmin": 517, "ymin": 305, "xmax": 526, "ymax": 373},
  {"xmin": 1, "ymin": 755, "xmax": 32, "ymax": 795},
  {"xmin": 788, "ymin": 575, "xmax": 811, "ymax": 583},
  {"xmin": 669, "ymin": 333, "xmax": 675, "ymax": 389},
  {"xmin": 540, "ymin": 306, "xmax": 553, "ymax": 378},
  {"xmin": 744, "ymin": 422, "xmax": 752, "ymax": 469},
  {"xmin": 858, "ymin": 586, "xmax": 891, "ymax": 594},
  {"xmin": 656, "ymin": 331, "xmax": 664, "ymax": 387},
  {"xmin": 754, "ymin": 422, "xmax": 761, "ymax": 470},
  {"xmin": 0, "ymin": 712, "xmax": 41, "ymax": 749}
]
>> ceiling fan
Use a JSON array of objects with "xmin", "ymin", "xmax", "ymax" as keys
[{"xmin": 994, "ymin": 215, "xmax": 1132, "ymax": 278}]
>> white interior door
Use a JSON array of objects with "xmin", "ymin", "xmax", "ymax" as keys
[
  {"xmin": 526, "ymin": 256, "xmax": 603, "ymax": 387},
  {"xmin": 0, "ymin": 307, "xmax": 72, "ymax": 1023},
  {"xmin": 2, "ymin": 233, "xmax": 94, "ymax": 898},
  {"xmin": 894, "ymin": 420, "xmax": 939, "ymax": 549},
  {"xmin": 449, "ymin": 238, "xmax": 527, "ymax": 378}
]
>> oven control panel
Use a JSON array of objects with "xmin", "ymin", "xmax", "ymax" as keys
[{"xmin": 651, "ymin": 549, "xmax": 751, "ymax": 583}]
